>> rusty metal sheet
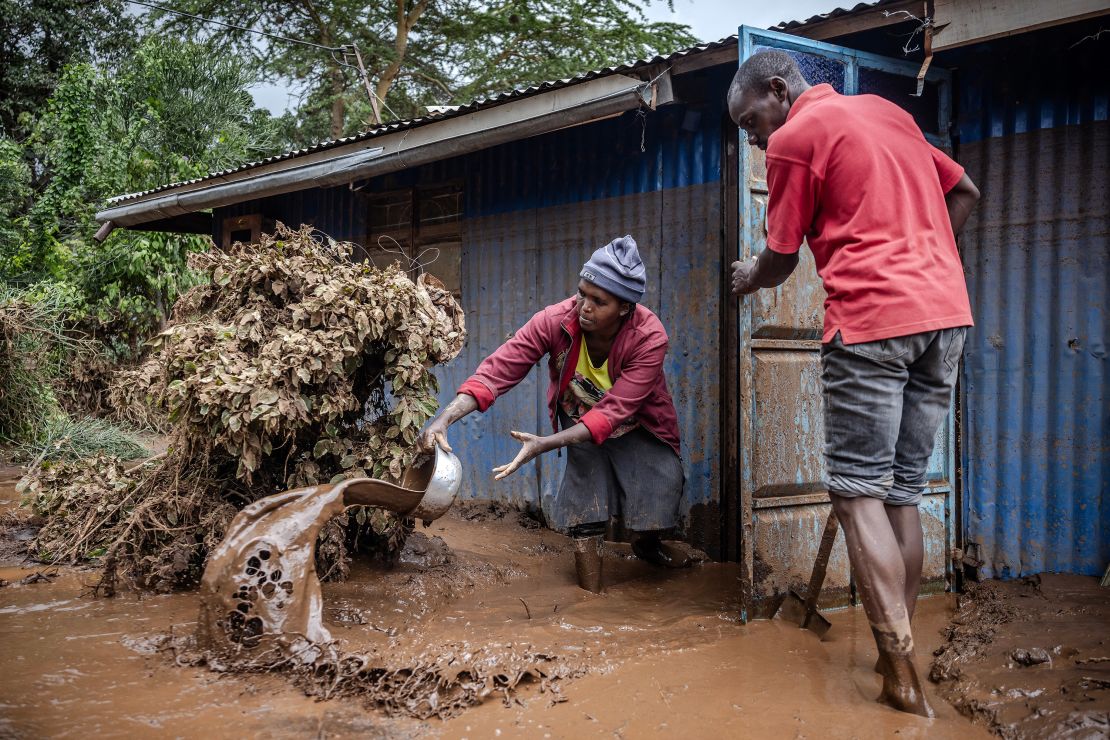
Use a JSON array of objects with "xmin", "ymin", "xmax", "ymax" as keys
[
  {"xmin": 751, "ymin": 348, "xmax": 824, "ymax": 498},
  {"xmin": 958, "ymin": 80, "xmax": 1109, "ymax": 577},
  {"xmin": 661, "ymin": 184, "xmax": 724, "ymax": 553},
  {"xmin": 953, "ymin": 26, "xmax": 1109, "ymax": 579},
  {"xmin": 751, "ymin": 252, "xmax": 826, "ymax": 340},
  {"xmin": 751, "ymin": 491, "xmax": 950, "ymax": 612},
  {"xmin": 743, "ymin": 191, "xmax": 827, "ymax": 340},
  {"xmin": 441, "ymin": 212, "xmax": 546, "ymax": 510}
]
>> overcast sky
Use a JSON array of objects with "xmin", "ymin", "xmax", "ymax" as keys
[{"xmin": 249, "ymin": 0, "xmax": 839, "ymax": 114}]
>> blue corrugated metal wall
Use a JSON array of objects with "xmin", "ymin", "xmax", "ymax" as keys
[
  {"xmin": 952, "ymin": 22, "xmax": 1109, "ymax": 578},
  {"xmin": 216, "ymin": 65, "xmax": 733, "ymax": 554}
]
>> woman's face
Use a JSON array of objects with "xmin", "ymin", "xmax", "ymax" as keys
[{"xmin": 576, "ymin": 279, "xmax": 629, "ymax": 335}]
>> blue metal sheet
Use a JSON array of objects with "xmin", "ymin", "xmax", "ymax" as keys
[{"xmin": 954, "ymin": 28, "xmax": 1109, "ymax": 578}]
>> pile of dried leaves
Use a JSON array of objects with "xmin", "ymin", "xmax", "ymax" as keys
[{"xmin": 20, "ymin": 224, "xmax": 465, "ymax": 591}]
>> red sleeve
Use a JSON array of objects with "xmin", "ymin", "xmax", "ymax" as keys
[
  {"xmin": 930, "ymin": 145, "xmax": 965, "ymax": 193},
  {"xmin": 457, "ymin": 307, "xmax": 554, "ymax": 412},
  {"xmin": 765, "ymin": 154, "xmax": 820, "ymax": 254},
  {"xmin": 578, "ymin": 330, "xmax": 667, "ymax": 445}
]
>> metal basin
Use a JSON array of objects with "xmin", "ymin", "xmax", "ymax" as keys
[{"xmin": 399, "ymin": 444, "xmax": 462, "ymax": 521}]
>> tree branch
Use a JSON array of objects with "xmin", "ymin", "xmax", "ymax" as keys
[{"xmin": 373, "ymin": 0, "xmax": 431, "ymax": 114}]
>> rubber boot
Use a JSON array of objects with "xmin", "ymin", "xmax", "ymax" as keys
[
  {"xmin": 573, "ymin": 535, "xmax": 604, "ymax": 593},
  {"xmin": 631, "ymin": 532, "xmax": 691, "ymax": 569}
]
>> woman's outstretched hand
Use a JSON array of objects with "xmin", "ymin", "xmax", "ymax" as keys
[{"xmin": 492, "ymin": 430, "xmax": 550, "ymax": 480}]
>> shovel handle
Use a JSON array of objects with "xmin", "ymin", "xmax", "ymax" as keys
[{"xmin": 803, "ymin": 510, "xmax": 839, "ymax": 619}]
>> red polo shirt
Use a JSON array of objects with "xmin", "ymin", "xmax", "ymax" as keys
[{"xmin": 765, "ymin": 83, "xmax": 973, "ymax": 343}]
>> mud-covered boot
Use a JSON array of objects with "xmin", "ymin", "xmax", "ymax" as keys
[
  {"xmin": 631, "ymin": 532, "xmax": 691, "ymax": 569},
  {"xmin": 573, "ymin": 535, "xmax": 604, "ymax": 593}
]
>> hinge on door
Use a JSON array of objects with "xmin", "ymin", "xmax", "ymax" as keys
[{"xmin": 954, "ymin": 541, "xmax": 983, "ymax": 584}]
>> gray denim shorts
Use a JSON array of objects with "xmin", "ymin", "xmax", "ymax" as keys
[{"xmin": 820, "ymin": 327, "xmax": 966, "ymax": 506}]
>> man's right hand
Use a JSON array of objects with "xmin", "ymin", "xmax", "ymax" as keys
[
  {"xmin": 731, "ymin": 256, "xmax": 761, "ymax": 295},
  {"xmin": 421, "ymin": 417, "xmax": 452, "ymax": 453}
]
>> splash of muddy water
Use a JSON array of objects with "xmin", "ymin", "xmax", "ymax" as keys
[{"xmin": 197, "ymin": 467, "xmax": 434, "ymax": 658}]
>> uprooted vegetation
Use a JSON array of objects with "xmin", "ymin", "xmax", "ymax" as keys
[{"xmin": 19, "ymin": 223, "xmax": 466, "ymax": 591}]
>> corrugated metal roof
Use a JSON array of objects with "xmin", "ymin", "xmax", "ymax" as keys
[
  {"xmin": 771, "ymin": 0, "xmax": 907, "ymax": 33},
  {"xmin": 106, "ymin": 35, "xmax": 737, "ymax": 206}
]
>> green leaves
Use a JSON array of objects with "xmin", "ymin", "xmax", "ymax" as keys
[
  {"xmin": 152, "ymin": 0, "xmax": 695, "ymax": 144},
  {"xmin": 2, "ymin": 35, "xmax": 285, "ymax": 357}
]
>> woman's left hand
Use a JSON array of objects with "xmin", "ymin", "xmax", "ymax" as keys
[{"xmin": 493, "ymin": 430, "xmax": 550, "ymax": 480}]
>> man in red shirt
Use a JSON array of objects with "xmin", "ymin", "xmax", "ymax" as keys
[{"xmin": 727, "ymin": 50, "xmax": 980, "ymax": 717}]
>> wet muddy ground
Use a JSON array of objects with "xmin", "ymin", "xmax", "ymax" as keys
[
  {"xmin": 930, "ymin": 573, "xmax": 1110, "ymax": 738},
  {"xmin": 0, "ymin": 466, "xmax": 1084, "ymax": 738}
]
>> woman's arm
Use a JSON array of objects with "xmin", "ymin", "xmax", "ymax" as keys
[
  {"xmin": 457, "ymin": 306, "xmax": 556, "ymax": 410},
  {"xmin": 420, "ymin": 393, "xmax": 478, "ymax": 452},
  {"xmin": 420, "ymin": 305, "xmax": 559, "ymax": 451},
  {"xmin": 492, "ymin": 423, "xmax": 592, "ymax": 480}
]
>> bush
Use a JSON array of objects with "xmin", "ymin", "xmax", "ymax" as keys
[{"xmin": 23, "ymin": 224, "xmax": 466, "ymax": 590}]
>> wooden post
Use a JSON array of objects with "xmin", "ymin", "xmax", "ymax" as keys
[{"xmin": 350, "ymin": 44, "xmax": 382, "ymax": 125}]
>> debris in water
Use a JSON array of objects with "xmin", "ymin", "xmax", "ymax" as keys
[
  {"xmin": 1011, "ymin": 647, "xmax": 1051, "ymax": 667},
  {"xmin": 17, "ymin": 570, "xmax": 57, "ymax": 585}
]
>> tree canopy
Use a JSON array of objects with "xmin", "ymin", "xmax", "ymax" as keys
[
  {"xmin": 0, "ymin": 0, "xmax": 695, "ymax": 361},
  {"xmin": 0, "ymin": 0, "xmax": 137, "ymax": 137},
  {"xmin": 154, "ymin": 0, "xmax": 696, "ymax": 142}
]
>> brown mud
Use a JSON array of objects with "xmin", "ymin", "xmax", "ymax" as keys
[
  {"xmin": 930, "ymin": 573, "xmax": 1110, "ymax": 738},
  {"xmin": 196, "ymin": 476, "xmax": 425, "ymax": 654},
  {"xmin": 2, "ymin": 464, "xmax": 995, "ymax": 738}
]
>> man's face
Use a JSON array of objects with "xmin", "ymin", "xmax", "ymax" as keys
[{"xmin": 728, "ymin": 78, "xmax": 790, "ymax": 151}]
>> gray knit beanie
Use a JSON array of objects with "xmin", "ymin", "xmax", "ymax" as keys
[{"xmin": 579, "ymin": 235, "xmax": 646, "ymax": 304}]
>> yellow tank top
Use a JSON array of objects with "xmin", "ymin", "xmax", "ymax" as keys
[{"xmin": 576, "ymin": 344, "xmax": 612, "ymax": 392}]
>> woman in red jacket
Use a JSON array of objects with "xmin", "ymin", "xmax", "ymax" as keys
[{"xmin": 421, "ymin": 235, "xmax": 687, "ymax": 589}]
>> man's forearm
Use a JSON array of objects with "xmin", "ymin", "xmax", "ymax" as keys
[{"xmin": 753, "ymin": 247, "xmax": 800, "ymax": 288}]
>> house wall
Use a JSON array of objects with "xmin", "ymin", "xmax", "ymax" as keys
[
  {"xmin": 951, "ymin": 21, "xmax": 1109, "ymax": 578},
  {"xmin": 215, "ymin": 64, "xmax": 736, "ymax": 556}
]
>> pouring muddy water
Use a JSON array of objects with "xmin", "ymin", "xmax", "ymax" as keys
[{"xmin": 196, "ymin": 445, "xmax": 462, "ymax": 656}]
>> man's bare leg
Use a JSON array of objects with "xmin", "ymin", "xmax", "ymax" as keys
[
  {"xmin": 886, "ymin": 503, "xmax": 924, "ymax": 620},
  {"xmin": 873, "ymin": 504, "xmax": 925, "ymax": 675},
  {"xmin": 831, "ymin": 494, "xmax": 933, "ymax": 717}
]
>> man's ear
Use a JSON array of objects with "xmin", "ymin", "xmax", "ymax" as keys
[{"xmin": 769, "ymin": 76, "xmax": 788, "ymax": 102}]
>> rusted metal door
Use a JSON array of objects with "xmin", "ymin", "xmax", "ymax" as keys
[{"xmin": 735, "ymin": 26, "xmax": 955, "ymax": 620}]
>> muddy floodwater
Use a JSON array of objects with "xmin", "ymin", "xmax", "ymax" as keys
[{"xmin": 0, "ymin": 471, "xmax": 992, "ymax": 738}]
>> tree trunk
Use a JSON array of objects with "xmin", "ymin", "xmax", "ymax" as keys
[
  {"xmin": 373, "ymin": 0, "xmax": 430, "ymax": 115},
  {"xmin": 329, "ymin": 68, "xmax": 346, "ymax": 139}
]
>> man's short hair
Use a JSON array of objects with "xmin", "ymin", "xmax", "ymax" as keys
[{"xmin": 729, "ymin": 50, "xmax": 807, "ymax": 99}]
